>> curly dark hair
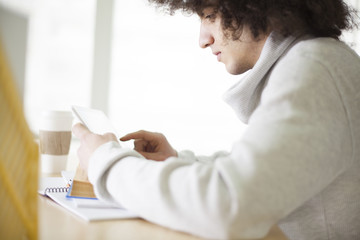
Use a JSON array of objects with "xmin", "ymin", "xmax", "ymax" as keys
[{"xmin": 148, "ymin": 0, "xmax": 359, "ymax": 40}]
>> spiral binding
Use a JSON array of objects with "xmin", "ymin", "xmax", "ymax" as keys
[{"xmin": 44, "ymin": 187, "xmax": 69, "ymax": 194}]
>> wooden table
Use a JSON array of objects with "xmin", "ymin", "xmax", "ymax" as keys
[{"xmin": 38, "ymin": 195, "xmax": 288, "ymax": 240}]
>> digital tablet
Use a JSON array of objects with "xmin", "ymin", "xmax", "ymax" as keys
[{"xmin": 71, "ymin": 105, "xmax": 120, "ymax": 140}]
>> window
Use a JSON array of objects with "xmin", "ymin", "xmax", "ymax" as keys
[
  {"xmin": 109, "ymin": 1, "xmax": 243, "ymax": 154},
  {"xmin": 1, "ymin": 0, "xmax": 359, "ymax": 155},
  {"xmin": 0, "ymin": 0, "xmax": 96, "ymax": 132}
]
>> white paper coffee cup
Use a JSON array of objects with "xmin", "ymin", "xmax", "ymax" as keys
[{"xmin": 39, "ymin": 110, "xmax": 73, "ymax": 174}]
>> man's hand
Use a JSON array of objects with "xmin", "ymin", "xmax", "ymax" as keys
[
  {"xmin": 72, "ymin": 123, "xmax": 118, "ymax": 172},
  {"xmin": 120, "ymin": 130, "xmax": 177, "ymax": 161}
]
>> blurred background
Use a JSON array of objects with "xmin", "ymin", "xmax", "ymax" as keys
[{"xmin": 0, "ymin": 0, "xmax": 359, "ymax": 155}]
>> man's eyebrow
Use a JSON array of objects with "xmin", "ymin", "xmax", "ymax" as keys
[{"xmin": 201, "ymin": 8, "xmax": 215, "ymax": 15}]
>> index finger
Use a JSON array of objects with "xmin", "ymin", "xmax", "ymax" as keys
[
  {"xmin": 72, "ymin": 123, "xmax": 91, "ymax": 139},
  {"xmin": 120, "ymin": 130, "xmax": 154, "ymax": 142}
]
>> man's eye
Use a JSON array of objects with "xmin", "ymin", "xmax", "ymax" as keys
[{"xmin": 205, "ymin": 14, "xmax": 215, "ymax": 19}]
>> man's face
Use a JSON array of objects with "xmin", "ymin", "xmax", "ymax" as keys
[{"xmin": 199, "ymin": 8, "xmax": 268, "ymax": 75}]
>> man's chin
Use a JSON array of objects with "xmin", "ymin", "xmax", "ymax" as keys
[
  {"xmin": 225, "ymin": 64, "xmax": 252, "ymax": 75},
  {"xmin": 225, "ymin": 66, "xmax": 244, "ymax": 75}
]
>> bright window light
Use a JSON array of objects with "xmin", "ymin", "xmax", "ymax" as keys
[
  {"xmin": 109, "ymin": 0, "xmax": 245, "ymax": 155},
  {"xmin": 1, "ymin": 0, "xmax": 359, "ymax": 155},
  {"xmin": 24, "ymin": 0, "xmax": 95, "ymax": 132}
]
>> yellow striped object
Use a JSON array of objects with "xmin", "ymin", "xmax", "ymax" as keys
[{"xmin": 0, "ymin": 39, "xmax": 39, "ymax": 240}]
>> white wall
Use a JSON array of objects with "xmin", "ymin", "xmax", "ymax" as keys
[
  {"xmin": 0, "ymin": 4, "xmax": 29, "ymax": 100},
  {"xmin": 342, "ymin": 0, "xmax": 360, "ymax": 54}
]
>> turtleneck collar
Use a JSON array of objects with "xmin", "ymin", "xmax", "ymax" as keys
[{"xmin": 222, "ymin": 32, "xmax": 299, "ymax": 123}]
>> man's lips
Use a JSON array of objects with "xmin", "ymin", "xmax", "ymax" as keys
[{"xmin": 213, "ymin": 51, "xmax": 221, "ymax": 61}]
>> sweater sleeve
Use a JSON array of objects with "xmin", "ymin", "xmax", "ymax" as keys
[
  {"xmin": 88, "ymin": 56, "xmax": 352, "ymax": 239},
  {"xmin": 87, "ymin": 141, "xmax": 145, "ymax": 204}
]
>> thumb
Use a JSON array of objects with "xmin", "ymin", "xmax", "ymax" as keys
[{"xmin": 72, "ymin": 123, "xmax": 90, "ymax": 139}]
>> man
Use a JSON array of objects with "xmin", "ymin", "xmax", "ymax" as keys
[{"xmin": 73, "ymin": 0, "xmax": 360, "ymax": 239}]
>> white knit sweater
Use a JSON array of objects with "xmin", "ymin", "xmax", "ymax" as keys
[{"xmin": 88, "ymin": 33, "xmax": 360, "ymax": 240}]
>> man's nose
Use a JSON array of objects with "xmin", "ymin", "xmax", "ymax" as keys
[{"xmin": 199, "ymin": 22, "xmax": 214, "ymax": 48}]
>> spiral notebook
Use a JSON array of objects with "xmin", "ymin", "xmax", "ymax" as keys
[
  {"xmin": 38, "ymin": 177, "xmax": 70, "ymax": 195},
  {"xmin": 38, "ymin": 177, "xmax": 139, "ymax": 221}
]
